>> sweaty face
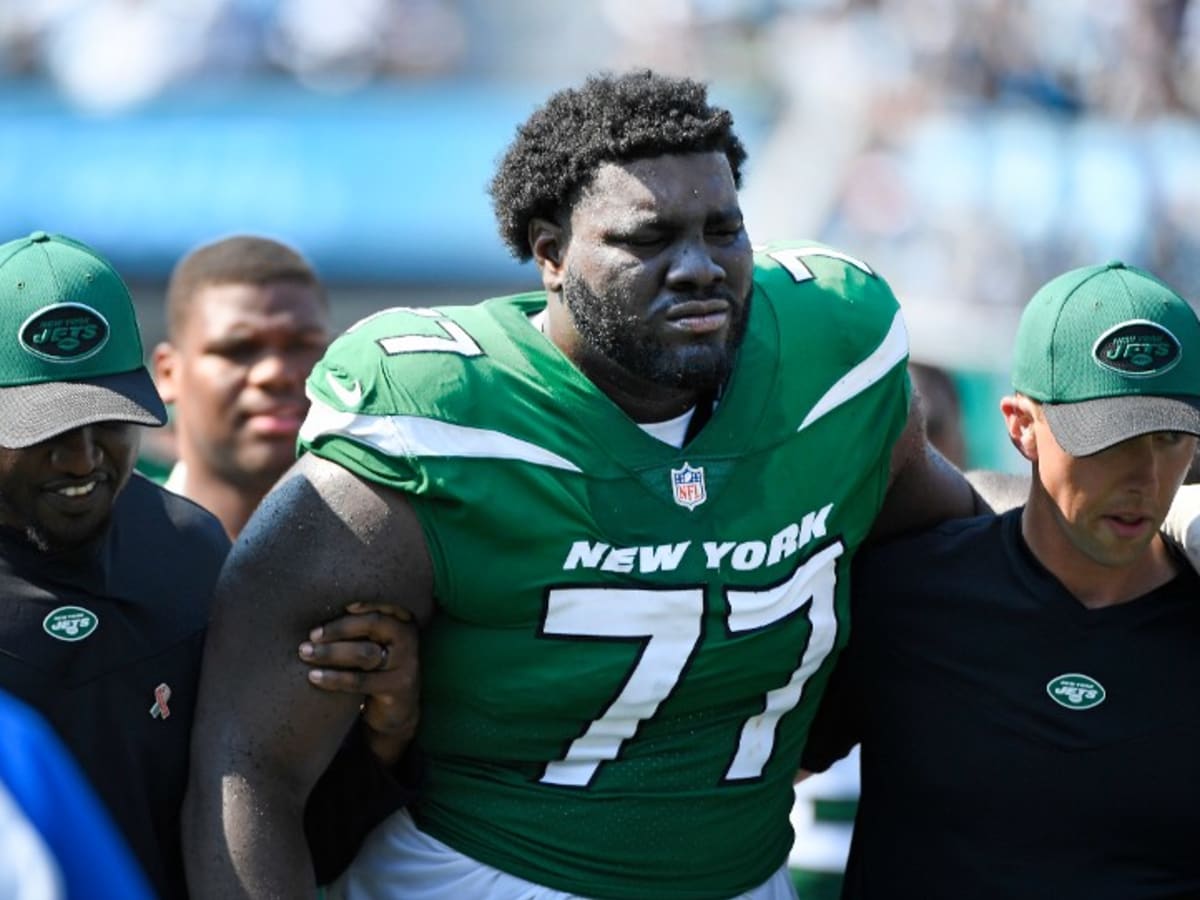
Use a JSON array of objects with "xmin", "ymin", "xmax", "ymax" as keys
[
  {"xmin": 1030, "ymin": 419, "xmax": 1197, "ymax": 570},
  {"xmin": 558, "ymin": 152, "xmax": 753, "ymax": 404},
  {"xmin": 0, "ymin": 423, "xmax": 139, "ymax": 551},
  {"xmin": 160, "ymin": 281, "xmax": 329, "ymax": 492}
]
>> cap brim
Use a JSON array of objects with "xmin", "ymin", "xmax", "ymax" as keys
[
  {"xmin": 0, "ymin": 369, "xmax": 166, "ymax": 448},
  {"xmin": 1043, "ymin": 394, "xmax": 1200, "ymax": 457}
]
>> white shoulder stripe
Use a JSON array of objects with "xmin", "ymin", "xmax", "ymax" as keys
[
  {"xmin": 300, "ymin": 395, "xmax": 583, "ymax": 472},
  {"xmin": 798, "ymin": 310, "xmax": 909, "ymax": 432}
]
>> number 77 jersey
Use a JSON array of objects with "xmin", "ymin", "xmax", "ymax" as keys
[{"xmin": 299, "ymin": 240, "xmax": 911, "ymax": 899}]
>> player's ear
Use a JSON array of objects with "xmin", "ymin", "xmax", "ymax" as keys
[
  {"xmin": 152, "ymin": 341, "xmax": 181, "ymax": 405},
  {"xmin": 1000, "ymin": 394, "xmax": 1038, "ymax": 461},
  {"xmin": 529, "ymin": 217, "xmax": 566, "ymax": 293}
]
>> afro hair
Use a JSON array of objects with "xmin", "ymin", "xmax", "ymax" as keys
[{"xmin": 489, "ymin": 70, "xmax": 748, "ymax": 261}]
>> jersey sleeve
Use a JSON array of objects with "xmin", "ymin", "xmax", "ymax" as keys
[
  {"xmin": 299, "ymin": 305, "xmax": 481, "ymax": 494},
  {"xmin": 299, "ymin": 296, "xmax": 593, "ymax": 501},
  {"xmin": 753, "ymin": 239, "xmax": 912, "ymax": 439}
]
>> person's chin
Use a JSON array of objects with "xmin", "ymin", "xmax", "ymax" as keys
[{"xmin": 660, "ymin": 343, "xmax": 731, "ymax": 390}]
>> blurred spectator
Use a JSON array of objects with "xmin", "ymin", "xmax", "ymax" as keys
[
  {"xmin": 266, "ymin": 0, "xmax": 466, "ymax": 87},
  {"xmin": 0, "ymin": 0, "xmax": 1197, "ymax": 320},
  {"xmin": 152, "ymin": 234, "xmax": 329, "ymax": 539},
  {"xmin": 151, "ymin": 234, "xmax": 420, "ymax": 784},
  {"xmin": 737, "ymin": 0, "xmax": 1200, "ymax": 357},
  {"xmin": 18, "ymin": 0, "xmax": 226, "ymax": 112}
]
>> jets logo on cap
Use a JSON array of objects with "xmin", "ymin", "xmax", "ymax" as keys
[
  {"xmin": 1093, "ymin": 320, "xmax": 1181, "ymax": 377},
  {"xmin": 19, "ymin": 303, "xmax": 110, "ymax": 362}
]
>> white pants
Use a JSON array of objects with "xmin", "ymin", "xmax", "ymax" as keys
[{"xmin": 328, "ymin": 809, "xmax": 799, "ymax": 900}]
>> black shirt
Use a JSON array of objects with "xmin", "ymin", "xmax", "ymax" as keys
[
  {"xmin": 0, "ymin": 474, "xmax": 229, "ymax": 900},
  {"xmin": 803, "ymin": 510, "xmax": 1200, "ymax": 899}
]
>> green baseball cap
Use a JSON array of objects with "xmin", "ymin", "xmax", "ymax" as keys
[
  {"xmin": 1011, "ymin": 260, "xmax": 1200, "ymax": 457},
  {"xmin": 0, "ymin": 231, "xmax": 166, "ymax": 448}
]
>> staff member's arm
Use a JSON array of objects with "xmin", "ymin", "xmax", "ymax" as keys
[
  {"xmin": 301, "ymin": 603, "xmax": 421, "ymax": 766},
  {"xmin": 183, "ymin": 453, "xmax": 432, "ymax": 900},
  {"xmin": 797, "ymin": 627, "xmax": 864, "ymax": 782}
]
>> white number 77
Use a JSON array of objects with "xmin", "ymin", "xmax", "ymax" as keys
[{"xmin": 539, "ymin": 541, "xmax": 844, "ymax": 788}]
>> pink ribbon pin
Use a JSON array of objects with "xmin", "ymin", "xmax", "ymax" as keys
[{"xmin": 149, "ymin": 683, "xmax": 172, "ymax": 719}]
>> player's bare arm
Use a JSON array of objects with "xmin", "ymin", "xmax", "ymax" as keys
[
  {"xmin": 869, "ymin": 391, "xmax": 990, "ymax": 541},
  {"xmin": 183, "ymin": 452, "xmax": 432, "ymax": 900}
]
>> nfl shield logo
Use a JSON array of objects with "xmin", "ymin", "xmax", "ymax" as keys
[{"xmin": 671, "ymin": 463, "xmax": 707, "ymax": 510}]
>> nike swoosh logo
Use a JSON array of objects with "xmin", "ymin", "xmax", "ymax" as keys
[{"xmin": 324, "ymin": 371, "xmax": 364, "ymax": 408}]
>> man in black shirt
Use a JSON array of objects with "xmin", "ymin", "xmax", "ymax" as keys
[
  {"xmin": 803, "ymin": 262, "xmax": 1200, "ymax": 898},
  {"xmin": 0, "ymin": 232, "xmax": 419, "ymax": 898},
  {"xmin": 0, "ymin": 231, "xmax": 228, "ymax": 899}
]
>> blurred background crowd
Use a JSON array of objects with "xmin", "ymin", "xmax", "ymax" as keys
[{"xmin": 1, "ymin": 0, "xmax": 1197, "ymax": 468}]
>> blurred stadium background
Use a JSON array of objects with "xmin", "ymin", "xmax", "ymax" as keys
[{"xmin": 1, "ymin": 0, "xmax": 1198, "ymax": 469}]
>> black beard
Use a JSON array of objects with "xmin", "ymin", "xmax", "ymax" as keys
[{"xmin": 562, "ymin": 271, "xmax": 749, "ymax": 395}]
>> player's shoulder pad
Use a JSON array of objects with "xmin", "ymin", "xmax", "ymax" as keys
[
  {"xmin": 308, "ymin": 293, "xmax": 544, "ymax": 419},
  {"xmin": 753, "ymin": 239, "xmax": 906, "ymax": 365}
]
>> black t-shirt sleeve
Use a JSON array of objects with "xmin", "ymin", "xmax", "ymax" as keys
[
  {"xmin": 801, "ymin": 640, "xmax": 862, "ymax": 772},
  {"xmin": 802, "ymin": 545, "xmax": 890, "ymax": 772}
]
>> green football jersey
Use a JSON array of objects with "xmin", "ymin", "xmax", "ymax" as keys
[{"xmin": 299, "ymin": 240, "xmax": 911, "ymax": 899}]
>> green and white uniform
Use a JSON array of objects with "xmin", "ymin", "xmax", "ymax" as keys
[{"xmin": 300, "ymin": 241, "xmax": 910, "ymax": 900}]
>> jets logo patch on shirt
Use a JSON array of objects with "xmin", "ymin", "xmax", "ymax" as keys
[
  {"xmin": 1046, "ymin": 673, "xmax": 1106, "ymax": 710},
  {"xmin": 42, "ymin": 606, "xmax": 99, "ymax": 642}
]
